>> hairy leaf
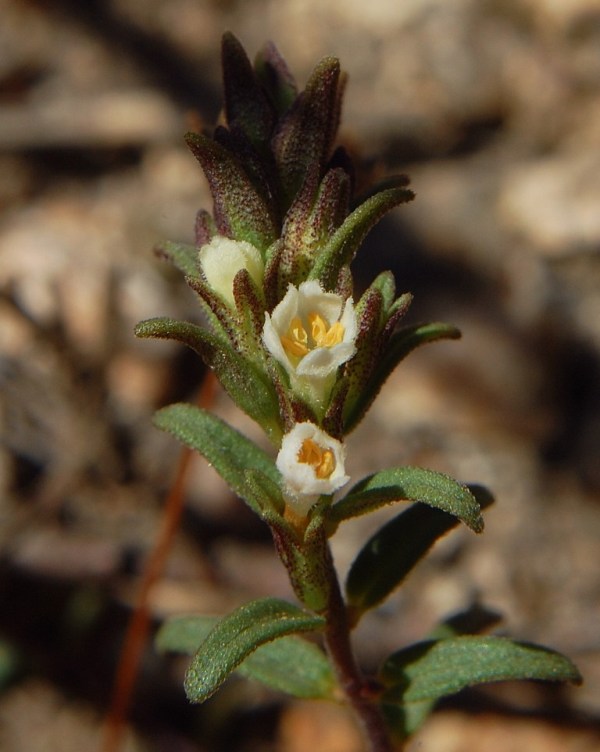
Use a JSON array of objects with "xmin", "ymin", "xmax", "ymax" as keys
[
  {"xmin": 154, "ymin": 404, "xmax": 280, "ymax": 517},
  {"xmin": 135, "ymin": 318, "xmax": 281, "ymax": 441},
  {"xmin": 309, "ymin": 186, "xmax": 414, "ymax": 290},
  {"xmin": 157, "ymin": 614, "xmax": 336, "ymax": 699},
  {"xmin": 181, "ymin": 598, "xmax": 326, "ymax": 702},
  {"xmin": 380, "ymin": 636, "xmax": 582, "ymax": 704},
  {"xmin": 154, "ymin": 240, "xmax": 201, "ymax": 279},
  {"xmin": 331, "ymin": 467, "xmax": 484, "ymax": 530},
  {"xmin": 344, "ymin": 485, "xmax": 491, "ymax": 615},
  {"xmin": 186, "ymin": 132, "xmax": 278, "ymax": 251}
]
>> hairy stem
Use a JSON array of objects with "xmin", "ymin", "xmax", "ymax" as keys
[{"xmin": 321, "ymin": 544, "xmax": 399, "ymax": 752}]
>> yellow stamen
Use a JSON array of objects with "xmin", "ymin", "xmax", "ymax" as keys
[
  {"xmin": 281, "ymin": 312, "xmax": 345, "ymax": 358},
  {"xmin": 309, "ymin": 313, "xmax": 345, "ymax": 348},
  {"xmin": 281, "ymin": 316, "xmax": 309, "ymax": 357},
  {"xmin": 297, "ymin": 438, "xmax": 336, "ymax": 479}
]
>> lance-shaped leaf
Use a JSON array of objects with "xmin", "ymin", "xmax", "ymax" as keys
[
  {"xmin": 221, "ymin": 32, "xmax": 275, "ymax": 149},
  {"xmin": 135, "ymin": 318, "xmax": 281, "ymax": 441},
  {"xmin": 181, "ymin": 598, "xmax": 326, "ymax": 703},
  {"xmin": 155, "ymin": 240, "xmax": 202, "ymax": 280},
  {"xmin": 309, "ymin": 186, "xmax": 415, "ymax": 291},
  {"xmin": 273, "ymin": 56, "xmax": 342, "ymax": 205},
  {"xmin": 344, "ymin": 485, "xmax": 492, "ymax": 616},
  {"xmin": 154, "ymin": 404, "xmax": 281, "ymax": 517},
  {"xmin": 380, "ymin": 636, "xmax": 582, "ymax": 705},
  {"xmin": 330, "ymin": 467, "xmax": 484, "ymax": 530},
  {"xmin": 157, "ymin": 614, "xmax": 336, "ymax": 699},
  {"xmin": 186, "ymin": 132, "xmax": 278, "ymax": 251},
  {"xmin": 344, "ymin": 321, "xmax": 460, "ymax": 433},
  {"xmin": 381, "ymin": 601, "xmax": 504, "ymax": 740}
]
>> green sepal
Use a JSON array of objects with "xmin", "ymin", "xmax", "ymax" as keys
[
  {"xmin": 155, "ymin": 240, "xmax": 202, "ymax": 280},
  {"xmin": 244, "ymin": 467, "xmax": 285, "ymax": 519},
  {"xmin": 135, "ymin": 319, "xmax": 281, "ymax": 441},
  {"xmin": 330, "ymin": 468, "xmax": 485, "ymax": 531},
  {"xmin": 309, "ymin": 186, "xmax": 415, "ymax": 291},
  {"xmin": 379, "ymin": 636, "xmax": 582, "ymax": 705},
  {"xmin": 221, "ymin": 32, "xmax": 275, "ymax": 150},
  {"xmin": 180, "ymin": 598, "xmax": 326, "ymax": 703},
  {"xmin": 185, "ymin": 132, "xmax": 278, "ymax": 252},
  {"xmin": 343, "ymin": 484, "xmax": 492, "ymax": 617},
  {"xmin": 270, "ymin": 504, "xmax": 333, "ymax": 613},
  {"xmin": 153, "ymin": 404, "xmax": 281, "ymax": 517},
  {"xmin": 277, "ymin": 166, "xmax": 350, "ymax": 292},
  {"xmin": 232, "ymin": 268, "xmax": 268, "ymax": 356},
  {"xmin": 157, "ymin": 614, "xmax": 336, "ymax": 700},
  {"xmin": 185, "ymin": 273, "xmax": 239, "ymax": 344},
  {"xmin": 273, "ymin": 56, "xmax": 342, "ymax": 206},
  {"xmin": 254, "ymin": 41, "xmax": 298, "ymax": 116},
  {"xmin": 344, "ymin": 321, "xmax": 460, "ymax": 433}
]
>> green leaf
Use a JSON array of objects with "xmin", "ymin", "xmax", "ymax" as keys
[
  {"xmin": 344, "ymin": 485, "xmax": 492, "ymax": 616},
  {"xmin": 380, "ymin": 599, "xmax": 503, "ymax": 740},
  {"xmin": 331, "ymin": 467, "xmax": 484, "ymax": 531},
  {"xmin": 155, "ymin": 240, "xmax": 201, "ymax": 280},
  {"xmin": 136, "ymin": 318, "xmax": 282, "ymax": 441},
  {"xmin": 254, "ymin": 41, "xmax": 298, "ymax": 116},
  {"xmin": 380, "ymin": 636, "xmax": 582, "ymax": 705},
  {"xmin": 153, "ymin": 404, "xmax": 281, "ymax": 518},
  {"xmin": 157, "ymin": 614, "xmax": 336, "ymax": 699},
  {"xmin": 185, "ymin": 132, "xmax": 278, "ymax": 252},
  {"xmin": 180, "ymin": 598, "xmax": 326, "ymax": 702},
  {"xmin": 273, "ymin": 56, "xmax": 342, "ymax": 205},
  {"xmin": 221, "ymin": 32, "xmax": 275, "ymax": 149},
  {"xmin": 309, "ymin": 186, "xmax": 414, "ymax": 290}
]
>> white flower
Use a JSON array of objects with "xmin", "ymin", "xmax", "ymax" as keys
[
  {"xmin": 199, "ymin": 236, "xmax": 264, "ymax": 307},
  {"xmin": 276, "ymin": 422, "xmax": 350, "ymax": 515},
  {"xmin": 262, "ymin": 280, "xmax": 357, "ymax": 406}
]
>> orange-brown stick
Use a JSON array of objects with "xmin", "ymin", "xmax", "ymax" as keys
[{"xmin": 101, "ymin": 371, "xmax": 217, "ymax": 752}]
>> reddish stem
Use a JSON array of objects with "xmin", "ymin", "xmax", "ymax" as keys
[{"xmin": 321, "ymin": 546, "xmax": 399, "ymax": 752}]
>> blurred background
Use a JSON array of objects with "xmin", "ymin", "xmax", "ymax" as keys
[{"xmin": 1, "ymin": 0, "xmax": 599, "ymax": 750}]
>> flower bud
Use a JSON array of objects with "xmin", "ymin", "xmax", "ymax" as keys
[{"xmin": 199, "ymin": 236, "xmax": 264, "ymax": 307}]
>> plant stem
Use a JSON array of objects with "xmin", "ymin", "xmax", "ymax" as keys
[{"xmin": 321, "ymin": 544, "xmax": 399, "ymax": 752}]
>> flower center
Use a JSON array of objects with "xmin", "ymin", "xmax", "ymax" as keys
[
  {"xmin": 281, "ymin": 313, "xmax": 345, "ymax": 358},
  {"xmin": 297, "ymin": 438, "xmax": 336, "ymax": 479}
]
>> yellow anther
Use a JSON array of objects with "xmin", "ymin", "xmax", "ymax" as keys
[
  {"xmin": 281, "ymin": 316, "xmax": 309, "ymax": 357},
  {"xmin": 281, "ymin": 312, "xmax": 345, "ymax": 359},
  {"xmin": 297, "ymin": 438, "xmax": 336, "ymax": 479},
  {"xmin": 309, "ymin": 313, "xmax": 345, "ymax": 348}
]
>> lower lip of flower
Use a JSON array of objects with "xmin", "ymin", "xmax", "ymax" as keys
[
  {"xmin": 281, "ymin": 313, "xmax": 345, "ymax": 359},
  {"xmin": 297, "ymin": 437, "xmax": 335, "ymax": 479}
]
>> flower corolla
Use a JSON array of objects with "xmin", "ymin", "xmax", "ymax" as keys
[
  {"xmin": 262, "ymin": 280, "xmax": 357, "ymax": 406},
  {"xmin": 199, "ymin": 236, "xmax": 264, "ymax": 307},
  {"xmin": 276, "ymin": 422, "xmax": 350, "ymax": 515}
]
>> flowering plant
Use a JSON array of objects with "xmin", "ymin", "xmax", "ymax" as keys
[{"xmin": 136, "ymin": 34, "xmax": 580, "ymax": 751}]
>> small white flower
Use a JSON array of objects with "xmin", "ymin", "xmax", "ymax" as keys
[
  {"xmin": 276, "ymin": 422, "xmax": 350, "ymax": 515},
  {"xmin": 262, "ymin": 280, "xmax": 357, "ymax": 406},
  {"xmin": 199, "ymin": 236, "xmax": 264, "ymax": 307}
]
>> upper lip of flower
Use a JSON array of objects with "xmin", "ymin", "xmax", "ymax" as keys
[{"xmin": 262, "ymin": 280, "xmax": 357, "ymax": 381}]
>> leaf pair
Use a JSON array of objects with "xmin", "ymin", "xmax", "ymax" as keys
[{"xmin": 157, "ymin": 598, "xmax": 333, "ymax": 702}]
